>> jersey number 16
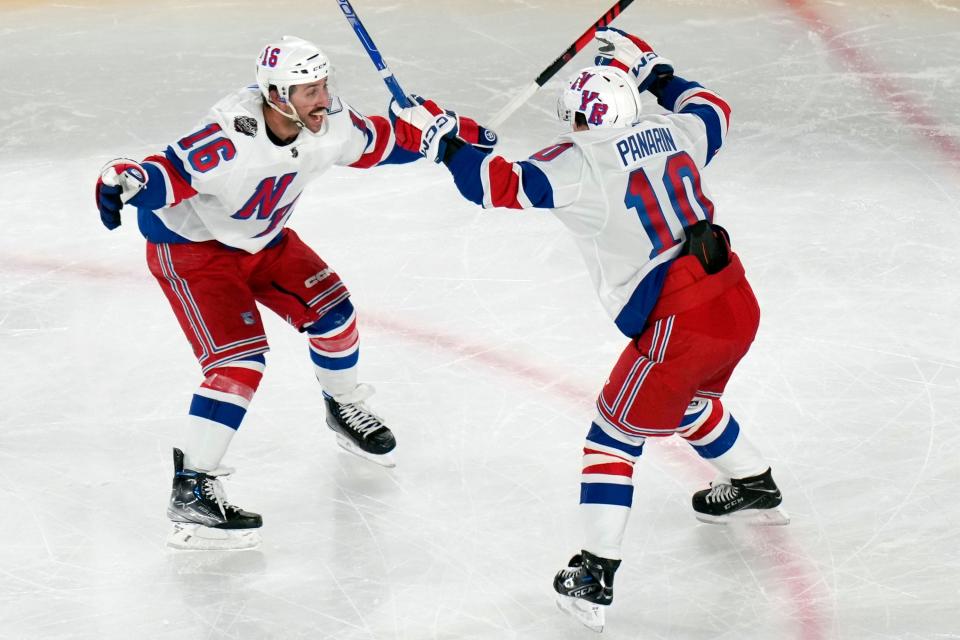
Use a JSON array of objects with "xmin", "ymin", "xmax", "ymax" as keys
[{"xmin": 178, "ymin": 123, "xmax": 237, "ymax": 173}]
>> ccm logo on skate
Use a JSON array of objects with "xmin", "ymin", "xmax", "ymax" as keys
[{"xmin": 304, "ymin": 269, "xmax": 332, "ymax": 287}]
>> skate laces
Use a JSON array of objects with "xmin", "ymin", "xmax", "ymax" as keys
[
  {"xmin": 339, "ymin": 401, "xmax": 384, "ymax": 437},
  {"xmin": 558, "ymin": 566, "xmax": 582, "ymax": 580},
  {"xmin": 705, "ymin": 482, "xmax": 739, "ymax": 504},
  {"xmin": 199, "ymin": 476, "xmax": 228, "ymax": 518}
]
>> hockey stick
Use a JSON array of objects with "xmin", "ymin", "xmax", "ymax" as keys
[
  {"xmin": 336, "ymin": 0, "xmax": 412, "ymax": 107},
  {"xmin": 486, "ymin": 0, "xmax": 635, "ymax": 129}
]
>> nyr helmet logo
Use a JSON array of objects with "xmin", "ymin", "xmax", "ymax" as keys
[
  {"xmin": 578, "ymin": 91, "xmax": 610, "ymax": 126},
  {"xmin": 570, "ymin": 71, "xmax": 595, "ymax": 91}
]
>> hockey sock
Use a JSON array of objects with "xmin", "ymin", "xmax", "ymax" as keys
[
  {"xmin": 181, "ymin": 356, "xmax": 265, "ymax": 472},
  {"xmin": 579, "ymin": 417, "xmax": 646, "ymax": 559},
  {"xmin": 678, "ymin": 398, "xmax": 767, "ymax": 480},
  {"xmin": 305, "ymin": 299, "xmax": 359, "ymax": 397}
]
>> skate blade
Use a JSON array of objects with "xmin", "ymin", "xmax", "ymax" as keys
[
  {"xmin": 167, "ymin": 523, "xmax": 262, "ymax": 551},
  {"xmin": 695, "ymin": 506, "xmax": 791, "ymax": 526},
  {"xmin": 334, "ymin": 434, "xmax": 396, "ymax": 468},
  {"xmin": 556, "ymin": 594, "xmax": 606, "ymax": 633}
]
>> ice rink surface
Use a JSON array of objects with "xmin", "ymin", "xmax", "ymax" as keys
[{"xmin": 1, "ymin": 0, "xmax": 959, "ymax": 638}]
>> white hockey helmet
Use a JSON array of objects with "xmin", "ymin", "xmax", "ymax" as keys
[
  {"xmin": 557, "ymin": 65, "xmax": 643, "ymax": 129},
  {"xmin": 255, "ymin": 35, "xmax": 332, "ymax": 105}
]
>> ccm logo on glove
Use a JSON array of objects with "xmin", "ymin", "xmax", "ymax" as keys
[{"xmin": 421, "ymin": 114, "xmax": 455, "ymax": 156}]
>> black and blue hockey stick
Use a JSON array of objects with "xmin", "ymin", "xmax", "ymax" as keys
[{"xmin": 336, "ymin": 0, "xmax": 412, "ymax": 107}]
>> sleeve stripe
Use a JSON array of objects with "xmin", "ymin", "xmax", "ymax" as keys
[
  {"xmin": 143, "ymin": 151, "xmax": 197, "ymax": 207},
  {"xmin": 677, "ymin": 89, "xmax": 731, "ymax": 131},
  {"xmin": 515, "ymin": 164, "xmax": 534, "ymax": 209},
  {"xmin": 480, "ymin": 154, "xmax": 494, "ymax": 208},
  {"xmin": 349, "ymin": 115, "xmax": 395, "ymax": 169},
  {"xmin": 484, "ymin": 156, "xmax": 525, "ymax": 209},
  {"xmin": 446, "ymin": 146, "xmax": 555, "ymax": 210},
  {"xmin": 675, "ymin": 88, "xmax": 731, "ymax": 164}
]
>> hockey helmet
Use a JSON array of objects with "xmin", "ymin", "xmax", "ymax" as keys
[
  {"xmin": 557, "ymin": 65, "xmax": 642, "ymax": 128},
  {"xmin": 255, "ymin": 35, "xmax": 332, "ymax": 105}
]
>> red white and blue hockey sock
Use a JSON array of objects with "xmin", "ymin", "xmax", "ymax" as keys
[
  {"xmin": 181, "ymin": 356, "xmax": 265, "ymax": 472},
  {"xmin": 678, "ymin": 398, "xmax": 767, "ymax": 480},
  {"xmin": 579, "ymin": 417, "xmax": 646, "ymax": 560},
  {"xmin": 306, "ymin": 299, "xmax": 360, "ymax": 398}
]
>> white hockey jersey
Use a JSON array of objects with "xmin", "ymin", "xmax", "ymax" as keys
[
  {"xmin": 444, "ymin": 76, "xmax": 730, "ymax": 336},
  {"xmin": 132, "ymin": 86, "xmax": 409, "ymax": 253}
]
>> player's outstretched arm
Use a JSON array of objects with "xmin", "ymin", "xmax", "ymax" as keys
[{"xmin": 390, "ymin": 96, "xmax": 576, "ymax": 211}]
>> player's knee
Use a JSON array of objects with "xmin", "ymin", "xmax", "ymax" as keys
[
  {"xmin": 203, "ymin": 356, "xmax": 266, "ymax": 400},
  {"xmin": 678, "ymin": 398, "xmax": 741, "ymax": 459},
  {"xmin": 306, "ymin": 299, "xmax": 358, "ymax": 353}
]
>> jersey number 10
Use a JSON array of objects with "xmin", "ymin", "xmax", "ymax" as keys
[{"xmin": 624, "ymin": 151, "xmax": 715, "ymax": 258}]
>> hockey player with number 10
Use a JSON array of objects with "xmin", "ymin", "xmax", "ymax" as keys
[
  {"xmin": 391, "ymin": 27, "xmax": 789, "ymax": 631},
  {"xmin": 94, "ymin": 35, "xmax": 497, "ymax": 550}
]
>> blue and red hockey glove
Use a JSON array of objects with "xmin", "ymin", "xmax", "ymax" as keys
[
  {"xmin": 389, "ymin": 95, "xmax": 497, "ymax": 163},
  {"xmin": 95, "ymin": 158, "xmax": 147, "ymax": 230}
]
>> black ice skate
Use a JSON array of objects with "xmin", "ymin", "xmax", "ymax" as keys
[
  {"xmin": 324, "ymin": 383, "xmax": 396, "ymax": 468},
  {"xmin": 553, "ymin": 551, "xmax": 621, "ymax": 633},
  {"xmin": 692, "ymin": 467, "xmax": 790, "ymax": 525},
  {"xmin": 166, "ymin": 448, "xmax": 262, "ymax": 550}
]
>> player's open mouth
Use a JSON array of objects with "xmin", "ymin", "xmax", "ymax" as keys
[{"xmin": 308, "ymin": 108, "xmax": 327, "ymax": 124}]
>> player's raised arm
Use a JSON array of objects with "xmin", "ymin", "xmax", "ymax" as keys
[{"xmin": 594, "ymin": 27, "xmax": 730, "ymax": 165}]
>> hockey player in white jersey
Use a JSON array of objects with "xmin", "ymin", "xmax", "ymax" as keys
[
  {"xmin": 390, "ymin": 27, "xmax": 787, "ymax": 631},
  {"xmin": 94, "ymin": 35, "xmax": 496, "ymax": 550}
]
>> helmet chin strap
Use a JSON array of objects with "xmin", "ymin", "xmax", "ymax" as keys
[{"xmin": 266, "ymin": 97, "xmax": 305, "ymax": 128}]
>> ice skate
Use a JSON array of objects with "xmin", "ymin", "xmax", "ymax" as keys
[
  {"xmin": 692, "ymin": 467, "xmax": 790, "ymax": 525},
  {"xmin": 166, "ymin": 448, "xmax": 262, "ymax": 550},
  {"xmin": 324, "ymin": 383, "xmax": 396, "ymax": 468},
  {"xmin": 553, "ymin": 551, "xmax": 621, "ymax": 633}
]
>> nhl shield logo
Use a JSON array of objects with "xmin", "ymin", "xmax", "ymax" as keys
[{"xmin": 240, "ymin": 311, "xmax": 256, "ymax": 325}]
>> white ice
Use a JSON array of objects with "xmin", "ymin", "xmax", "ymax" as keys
[{"xmin": 1, "ymin": 1, "xmax": 958, "ymax": 638}]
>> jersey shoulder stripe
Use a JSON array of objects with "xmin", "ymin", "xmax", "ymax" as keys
[{"xmin": 656, "ymin": 76, "xmax": 731, "ymax": 165}]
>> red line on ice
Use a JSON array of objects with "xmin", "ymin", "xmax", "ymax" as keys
[
  {"xmin": 783, "ymin": 0, "xmax": 960, "ymax": 168},
  {"xmin": 5, "ymin": 255, "xmax": 827, "ymax": 638}
]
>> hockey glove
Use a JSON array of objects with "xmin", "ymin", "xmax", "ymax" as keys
[
  {"xmin": 95, "ymin": 158, "xmax": 147, "ymax": 230},
  {"xmin": 594, "ymin": 27, "xmax": 674, "ymax": 93},
  {"xmin": 389, "ymin": 95, "xmax": 498, "ymax": 162},
  {"xmin": 456, "ymin": 114, "xmax": 498, "ymax": 154}
]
